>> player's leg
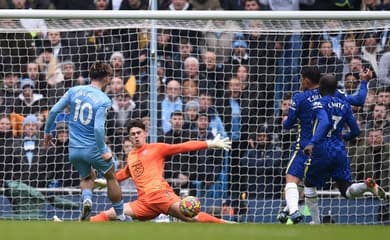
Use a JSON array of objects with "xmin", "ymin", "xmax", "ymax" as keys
[
  {"xmin": 282, "ymin": 149, "xmax": 306, "ymax": 224},
  {"xmin": 334, "ymin": 153, "xmax": 386, "ymax": 200},
  {"xmin": 90, "ymin": 201, "xmax": 136, "ymax": 222},
  {"xmin": 303, "ymin": 184, "xmax": 320, "ymax": 224},
  {"xmin": 69, "ymin": 148, "xmax": 95, "ymax": 221},
  {"xmin": 93, "ymin": 155, "xmax": 125, "ymax": 220},
  {"xmin": 103, "ymin": 166, "xmax": 125, "ymax": 220},
  {"xmin": 338, "ymin": 179, "xmax": 386, "ymax": 200}
]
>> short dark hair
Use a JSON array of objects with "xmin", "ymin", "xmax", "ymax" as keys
[
  {"xmin": 301, "ymin": 66, "xmax": 321, "ymax": 85},
  {"xmin": 319, "ymin": 74, "xmax": 338, "ymax": 95},
  {"xmin": 170, "ymin": 110, "xmax": 183, "ymax": 118},
  {"xmin": 89, "ymin": 62, "xmax": 112, "ymax": 80},
  {"xmin": 127, "ymin": 119, "xmax": 146, "ymax": 133}
]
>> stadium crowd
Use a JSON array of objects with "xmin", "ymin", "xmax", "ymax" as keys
[{"xmin": 0, "ymin": 0, "xmax": 389, "ymax": 218}]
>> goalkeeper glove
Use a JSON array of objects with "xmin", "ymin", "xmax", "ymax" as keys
[
  {"xmin": 94, "ymin": 178, "xmax": 107, "ymax": 189},
  {"xmin": 206, "ymin": 134, "xmax": 232, "ymax": 151}
]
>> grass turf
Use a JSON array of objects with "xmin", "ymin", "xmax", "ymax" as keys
[{"xmin": 1, "ymin": 221, "xmax": 389, "ymax": 240}]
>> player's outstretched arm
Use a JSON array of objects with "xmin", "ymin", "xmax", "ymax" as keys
[{"xmin": 206, "ymin": 134, "xmax": 232, "ymax": 151}]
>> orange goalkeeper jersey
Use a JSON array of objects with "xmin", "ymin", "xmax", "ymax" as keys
[{"xmin": 116, "ymin": 141, "xmax": 208, "ymax": 197}]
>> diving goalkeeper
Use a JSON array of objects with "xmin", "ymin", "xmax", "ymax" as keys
[{"xmin": 91, "ymin": 119, "xmax": 232, "ymax": 223}]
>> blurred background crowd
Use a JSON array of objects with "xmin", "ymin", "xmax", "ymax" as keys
[{"xmin": 0, "ymin": 0, "xmax": 389, "ymax": 217}]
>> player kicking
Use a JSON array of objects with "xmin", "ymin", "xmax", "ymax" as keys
[
  {"xmin": 279, "ymin": 66, "xmax": 371, "ymax": 224},
  {"xmin": 303, "ymin": 74, "xmax": 386, "ymax": 217},
  {"xmin": 90, "ymin": 119, "xmax": 232, "ymax": 223},
  {"xmin": 44, "ymin": 62, "xmax": 125, "ymax": 221}
]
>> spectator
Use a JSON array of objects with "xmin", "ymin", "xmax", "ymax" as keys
[
  {"xmin": 168, "ymin": 0, "xmax": 193, "ymax": 10},
  {"xmin": 107, "ymin": 89, "xmax": 136, "ymax": 154},
  {"xmin": 352, "ymin": 129, "xmax": 390, "ymax": 192},
  {"xmin": 189, "ymin": 112, "xmax": 224, "ymax": 198},
  {"xmin": 189, "ymin": 0, "xmax": 222, "ymax": 10},
  {"xmin": 244, "ymin": 0, "xmax": 263, "ymax": 10},
  {"xmin": 376, "ymin": 87, "xmax": 390, "ymax": 106},
  {"xmin": 362, "ymin": 0, "xmax": 381, "ymax": 10},
  {"xmin": 341, "ymin": 37, "xmax": 361, "ymax": 88},
  {"xmin": 119, "ymin": 0, "xmax": 149, "ymax": 10},
  {"xmin": 344, "ymin": 72, "xmax": 360, "ymax": 95},
  {"xmin": 228, "ymin": 39, "xmax": 250, "ymax": 67},
  {"xmin": 9, "ymin": 78, "xmax": 46, "ymax": 116},
  {"xmin": 173, "ymin": 38, "xmax": 195, "ymax": 79},
  {"xmin": 160, "ymin": 79, "xmax": 183, "ymax": 133},
  {"xmin": 216, "ymin": 76, "xmax": 257, "ymax": 205},
  {"xmin": 183, "ymin": 100, "xmax": 199, "ymax": 131},
  {"xmin": 0, "ymin": 114, "xmax": 14, "ymax": 187},
  {"xmin": 44, "ymin": 122, "xmax": 79, "ymax": 188},
  {"xmin": 1, "ymin": 67, "xmax": 21, "ymax": 100},
  {"xmin": 241, "ymin": 126, "xmax": 282, "ymax": 198},
  {"xmin": 361, "ymin": 31, "xmax": 383, "ymax": 75},
  {"xmin": 182, "ymin": 79, "xmax": 199, "ymax": 104},
  {"xmin": 312, "ymin": 39, "xmax": 344, "ymax": 83},
  {"xmin": 199, "ymin": 50, "xmax": 226, "ymax": 94},
  {"xmin": 110, "ymin": 51, "xmax": 131, "ymax": 81},
  {"xmin": 51, "ymin": 0, "xmax": 93, "ymax": 9},
  {"xmin": 198, "ymin": 91, "xmax": 227, "ymax": 137},
  {"xmin": 260, "ymin": 0, "xmax": 315, "ymax": 10},
  {"xmin": 365, "ymin": 103, "xmax": 390, "ymax": 143},
  {"xmin": 25, "ymin": 61, "xmax": 47, "ymax": 95},
  {"xmin": 377, "ymin": 51, "xmax": 390, "ymax": 86},
  {"xmin": 11, "ymin": 114, "xmax": 46, "ymax": 187},
  {"xmin": 219, "ymin": 0, "xmax": 243, "ymax": 10},
  {"xmin": 183, "ymin": 56, "xmax": 205, "ymax": 85},
  {"xmin": 202, "ymin": 21, "xmax": 238, "ymax": 65},
  {"xmin": 93, "ymin": 0, "xmax": 112, "ymax": 10},
  {"xmin": 106, "ymin": 76, "xmax": 124, "ymax": 99},
  {"xmin": 157, "ymin": 111, "xmax": 192, "ymax": 195},
  {"xmin": 61, "ymin": 60, "xmax": 80, "ymax": 90},
  {"xmin": 10, "ymin": 0, "xmax": 47, "ymax": 38}
]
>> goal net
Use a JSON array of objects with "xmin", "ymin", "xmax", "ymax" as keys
[{"xmin": 0, "ymin": 12, "xmax": 389, "ymax": 224}]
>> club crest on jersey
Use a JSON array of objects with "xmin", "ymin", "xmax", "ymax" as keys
[{"xmin": 131, "ymin": 160, "xmax": 144, "ymax": 177}]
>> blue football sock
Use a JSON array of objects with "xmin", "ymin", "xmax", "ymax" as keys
[
  {"xmin": 112, "ymin": 200, "xmax": 124, "ymax": 216},
  {"xmin": 82, "ymin": 189, "xmax": 93, "ymax": 202}
]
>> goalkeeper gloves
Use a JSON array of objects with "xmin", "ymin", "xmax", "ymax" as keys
[
  {"xmin": 94, "ymin": 178, "xmax": 107, "ymax": 189},
  {"xmin": 206, "ymin": 134, "xmax": 232, "ymax": 151}
]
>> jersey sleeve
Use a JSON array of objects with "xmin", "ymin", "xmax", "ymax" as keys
[
  {"xmin": 309, "ymin": 101, "xmax": 330, "ymax": 146},
  {"xmin": 44, "ymin": 89, "xmax": 71, "ymax": 134},
  {"xmin": 343, "ymin": 105, "xmax": 360, "ymax": 141},
  {"xmin": 344, "ymin": 80, "xmax": 368, "ymax": 106},
  {"xmin": 283, "ymin": 94, "xmax": 299, "ymax": 130},
  {"xmin": 158, "ymin": 141, "xmax": 208, "ymax": 157},
  {"xmin": 116, "ymin": 165, "xmax": 131, "ymax": 182}
]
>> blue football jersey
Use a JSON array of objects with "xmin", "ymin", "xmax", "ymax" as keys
[
  {"xmin": 45, "ymin": 85, "xmax": 112, "ymax": 153},
  {"xmin": 311, "ymin": 95, "xmax": 360, "ymax": 145},
  {"xmin": 284, "ymin": 86, "xmax": 366, "ymax": 148}
]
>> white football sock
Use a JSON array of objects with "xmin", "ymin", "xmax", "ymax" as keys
[
  {"xmin": 285, "ymin": 182, "xmax": 299, "ymax": 214},
  {"xmin": 305, "ymin": 186, "xmax": 321, "ymax": 224},
  {"xmin": 346, "ymin": 182, "xmax": 367, "ymax": 198}
]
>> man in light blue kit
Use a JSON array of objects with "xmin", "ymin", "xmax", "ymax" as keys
[{"xmin": 44, "ymin": 62, "xmax": 125, "ymax": 221}]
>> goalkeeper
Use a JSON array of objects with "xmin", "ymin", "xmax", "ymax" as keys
[{"xmin": 91, "ymin": 119, "xmax": 232, "ymax": 223}]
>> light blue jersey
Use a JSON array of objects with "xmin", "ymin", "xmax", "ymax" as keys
[
  {"xmin": 45, "ymin": 85, "xmax": 111, "ymax": 154},
  {"xmin": 45, "ymin": 85, "xmax": 113, "ymax": 178}
]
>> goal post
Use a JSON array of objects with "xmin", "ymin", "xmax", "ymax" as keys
[{"xmin": 0, "ymin": 10, "xmax": 389, "ymax": 224}]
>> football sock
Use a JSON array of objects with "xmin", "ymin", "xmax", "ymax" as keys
[
  {"xmin": 82, "ymin": 189, "xmax": 92, "ymax": 202},
  {"xmin": 90, "ymin": 212, "xmax": 109, "ymax": 222},
  {"xmin": 112, "ymin": 200, "xmax": 124, "ymax": 216},
  {"xmin": 285, "ymin": 182, "xmax": 299, "ymax": 214},
  {"xmin": 346, "ymin": 183, "xmax": 367, "ymax": 198},
  {"xmin": 305, "ymin": 187, "xmax": 320, "ymax": 224},
  {"xmin": 196, "ymin": 212, "xmax": 224, "ymax": 223}
]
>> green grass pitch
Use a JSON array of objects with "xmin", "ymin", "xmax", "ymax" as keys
[{"xmin": 1, "ymin": 221, "xmax": 390, "ymax": 240}]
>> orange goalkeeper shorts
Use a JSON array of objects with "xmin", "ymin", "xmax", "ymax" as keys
[{"xmin": 129, "ymin": 189, "xmax": 180, "ymax": 220}]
